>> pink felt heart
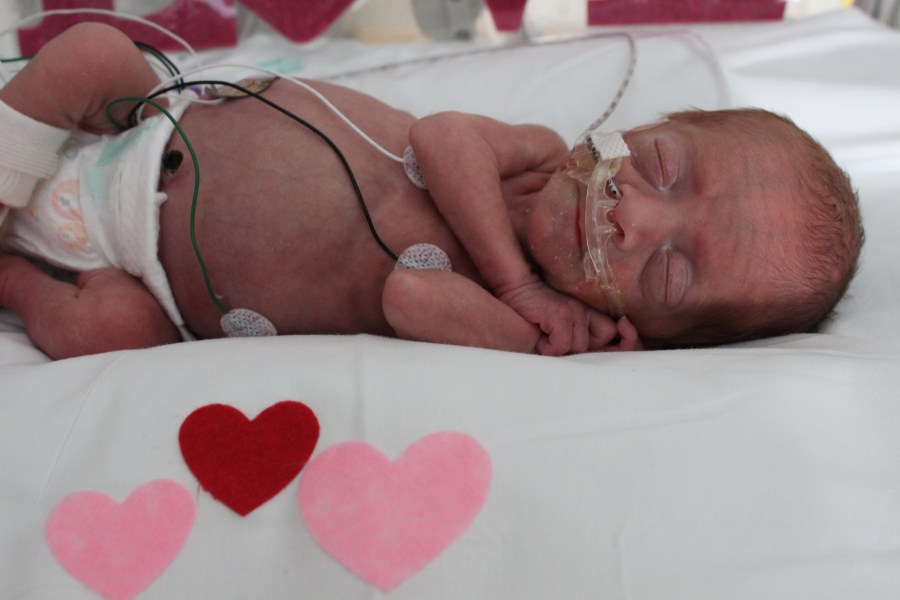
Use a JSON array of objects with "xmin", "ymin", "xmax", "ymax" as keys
[
  {"xmin": 179, "ymin": 401, "xmax": 319, "ymax": 516},
  {"xmin": 298, "ymin": 432, "xmax": 492, "ymax": 591},
  {"xmin": 45, "ymin": 480, "xmax": 195, "ymax": 600}
]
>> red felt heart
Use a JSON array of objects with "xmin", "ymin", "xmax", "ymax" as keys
[
  {"xmin": 239, "ymin": 0, "xmax": 356, "ymax": 42},
  {"xmin": 179, "ymin": 401, "xmax": 319, "ymax": 516}
]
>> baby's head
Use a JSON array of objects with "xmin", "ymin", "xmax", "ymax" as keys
[
  {"xmin": 540, "ymin": 108, "xmax": 863, "ymax": 348},
  {"xmin": 648, "ymin": 108, "xmax": 863, "ymax": 347}
]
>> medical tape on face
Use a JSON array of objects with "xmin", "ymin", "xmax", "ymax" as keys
[
  {"xmin": 565, "ymin": 130, "xmax": 630, "ymax": 318},
  {"xmin": 589, "ymin": 130, "xmax": 630, "ymax": 164}
]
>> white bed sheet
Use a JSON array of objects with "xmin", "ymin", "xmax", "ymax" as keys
[{"xmin": 2, "ymin": 8, "xmax": 900, "ymax": 599}]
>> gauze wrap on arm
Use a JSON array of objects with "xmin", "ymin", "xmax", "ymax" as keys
[{"xmin": 0, "ymin": 100, "xmax": 70, "ymax": 207}]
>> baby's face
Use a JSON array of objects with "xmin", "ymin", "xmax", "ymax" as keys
[{"xmin": 526, "ymin": 117, "xmax": 804, "ymax": 343}]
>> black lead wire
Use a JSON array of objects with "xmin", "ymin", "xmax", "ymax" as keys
[{"xmin": 131, "ymin": 79, "xmax": 399, "ymax": 262}]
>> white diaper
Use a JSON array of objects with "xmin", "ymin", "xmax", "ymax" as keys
[{"xmin": 0, "ymin": 98, "xmax": 193, "ymax": 339}]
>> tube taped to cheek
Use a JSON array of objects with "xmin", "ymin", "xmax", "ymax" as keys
[
  {"xmin": 589, "ymin": 130, "xmax": 630, "ymax": 163},
  {"xmin": 566, "ymin": 130, "xmax": 630, "ymax": 318}
]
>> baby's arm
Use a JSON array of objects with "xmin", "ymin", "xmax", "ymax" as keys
[
  {"xmin": 0, "ymin": 24, "xmax": 178, "ymax": 358},
  {"xmin": 384, "ymin": 269, "xmax": 541, "ymax": 353},
  {"xmin": 384, "ymin": 269, "xmax": 640, "ymax": 354},
  {"xmin": 408, "ymin": 112, "xmax": 602, "ymax": 355},
  {"xmin": 1, "ymin": 22, "xmax": 161, "ymax": 210},
  {"xmin": 0, "ymin": 21, "xmax": 161, "ymax": 134}
]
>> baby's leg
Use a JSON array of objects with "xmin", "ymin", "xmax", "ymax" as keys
[{"xmin": 0, "ymin": 255, "xmax": 180, "ymax": 359}]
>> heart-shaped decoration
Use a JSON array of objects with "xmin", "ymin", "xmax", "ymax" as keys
[
  {"xmin": 298, "ymin": 432, "xmax": 492, "ymax": 591},
  {"xmin": 239, "ymin": 0, "xmax": 356, "ymax": 41},
  {"xmin": 45, "ymin": 480, "xmax": 195, "ymax": 600},
  {"xmin": 179, "ymin": 401, "xmax": 319, "ymax": 516},
  {"xmin": 484, "ymin": 0, "xmax": 529, "ymax": 30}
]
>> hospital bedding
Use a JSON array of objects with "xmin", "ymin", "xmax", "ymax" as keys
[{"xmin": 2, "ymin": 6, "xmax": 900, "ymax": 599}]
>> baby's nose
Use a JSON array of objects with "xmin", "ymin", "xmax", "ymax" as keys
[{"xmin": 608, "ymin": 191, "xmax": 680, "ymax": 252}]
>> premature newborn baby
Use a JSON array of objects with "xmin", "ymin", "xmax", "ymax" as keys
[{"xmin": 0, "ymin": 23, "xmax": 863, "ymax": 359}]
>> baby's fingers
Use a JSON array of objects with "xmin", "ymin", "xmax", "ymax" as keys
[
  {"xmin": 613, "ymin": 316, "xmax": 643, "ymax": 351},
  {"xmin": 539, "ymin": 302, "xmax": 595, "ymax": 356},
  {"xmin": 592, "ymin": 316, "xmax": 643, "ymax": 352},
  {"xmin": 586, "ymin": 312, "xmax": 619, "ymax": 351},
  {"xmin": 537, "ymin": 325, "xmax": 573, "ymax": 356}
]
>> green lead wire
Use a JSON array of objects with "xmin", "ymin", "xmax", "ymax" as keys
[{"xmin": 105, "ymin": 96, "xmax": 228, "ymax": 315}]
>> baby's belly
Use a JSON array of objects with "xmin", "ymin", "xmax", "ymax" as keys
[{"xmin": 156, "ymin": 83, "xmax": 469, "ymax": 338}]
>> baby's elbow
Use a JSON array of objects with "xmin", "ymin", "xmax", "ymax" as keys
[{"xmin": 409, "ymin": 112, "xmax": 469, "ymax": 153}]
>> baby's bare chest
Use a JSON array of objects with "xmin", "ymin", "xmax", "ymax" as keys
[{"xmin": 159, "ymin": 82, "xmax": 480, "ymax": 332}]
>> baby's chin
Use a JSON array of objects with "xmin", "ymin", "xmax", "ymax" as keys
[
  {"xmin": 528, "ymin": 175, "xmax": 628, "ymax": 319},
  {"xmin": 564, "ymin": 277, "xmax": 618, "ymax": 317}
]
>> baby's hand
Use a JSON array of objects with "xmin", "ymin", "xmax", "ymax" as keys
[
  {"xmin": 598, "ymin": 316, "xmax": 644, "ymax": 352},
  {"xmin": 499, "ymin": 281, "xmax": 626, "ymax": 355}
]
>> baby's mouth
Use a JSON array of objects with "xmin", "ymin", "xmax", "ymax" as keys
[{"xmin": 573, "ymin": 179, "xmax": 586, "ymax": 250}]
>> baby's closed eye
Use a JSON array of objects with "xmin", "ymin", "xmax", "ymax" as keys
[{"xmin": 645, "ymin": 247, "xmax": 690, "ymax": 309}]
